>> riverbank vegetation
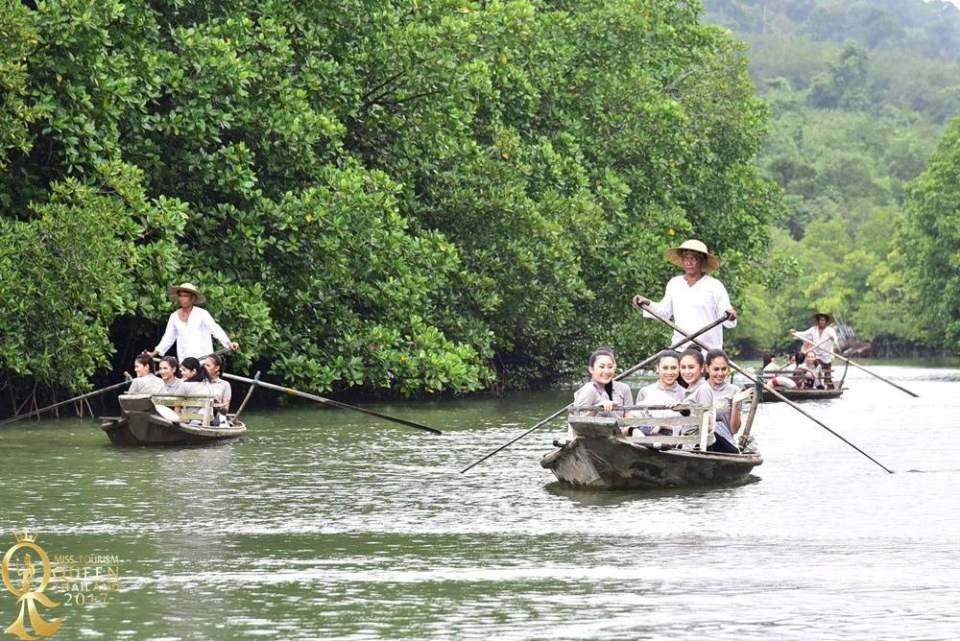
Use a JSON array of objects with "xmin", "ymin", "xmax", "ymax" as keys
[
  {"xmin": 3, "ymin": 0, "xmax": 959, "ymax": 410},
  {"xmin": 0, "ymin": 0, "xmax": 778, "ymax": 408},
  {"xmin": 703, "ymin": 0, "xmax": 960, "ymax": 356}
]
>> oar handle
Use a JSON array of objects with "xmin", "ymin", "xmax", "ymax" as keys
[
  {"xmin": 617, "ymin": 314, "xmax": 729, "ymax": 380},
  {"xmin": 151, "ymin": 347, "xmax": 231, "ymax": 364},
  {"xmin": 790, "ymin": 330, "xmax": 833, "ymax": 354}
]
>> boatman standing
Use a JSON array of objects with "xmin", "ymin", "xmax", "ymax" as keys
[
  {"xmin": 631, "ymin": 239, "xmax": 737, "ymax": 351},
  {"xmin": 148, "ymin": 282, "xmax": 239, "ymax": 362},
  {"xmin": 789, "ymin": 312, "xmax": 840, "ymax": 388}
]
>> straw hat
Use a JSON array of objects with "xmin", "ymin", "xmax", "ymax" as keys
[
  {"xmin": 167, "ymin": 282, "xmax": 206, "ymax": 304},
  {"xmin": 664, "ymin": 239, "xmax": 721, "ymax": 273},
  {"xmin": 813, "ymin": 311, "xmax": 832, "ymax": 322}
]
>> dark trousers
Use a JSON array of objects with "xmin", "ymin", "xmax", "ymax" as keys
[
  {"xmin": 818, "ymin": 361, "xmax": 833, "ymax": 388},
  {"xmin": 708, "ymin": 436, "xmax": 739, "ymax": 453}
]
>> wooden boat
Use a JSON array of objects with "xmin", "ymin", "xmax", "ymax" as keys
[
  {"xmin": 760, "ymin": 386, "xmax": 844, "ymax": 402},
  {"xmin": 760, "ymin": 359, "xmax": 849, "ymax": 403},
  {"xmin": 541, "ymin": 398, "xmax": 762, "ymax": 489},
  {"xmin": 100, "ymin": 393, "xmax": 246, "ymax": 446}
]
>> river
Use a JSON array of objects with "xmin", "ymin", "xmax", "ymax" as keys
[{"xmin": 0, "ymin": 362, "xmax": 958, "ymax": 640}]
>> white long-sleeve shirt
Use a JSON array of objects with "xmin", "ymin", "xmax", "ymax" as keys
[
  {"xmin": 154, "ymin": 307, "xmax": 232, "ymax": 362},
  {"xmin": 794, "ymin": 325, "xmax": 839, "ymax": 363},
  {"xmin": 644, "ymin": 274, "xmax": 736, "ymax": 351}
]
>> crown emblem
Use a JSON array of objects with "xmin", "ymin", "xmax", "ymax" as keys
[{"xmin": 13, "ymin": 531, "xmax": 36, "ymax": 544}]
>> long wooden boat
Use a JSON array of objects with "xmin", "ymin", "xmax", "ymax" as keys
[
  {"xmin": 541, "ymin": 400, "xmax": 762, "ymax": 489},
  {"xmin": 760, "ymin": 359, "xmax": 849, "ymax": 403},
  {"xmin": 760, "ymin": 386, "xmax": 844, "ymax": 402},
  {"xmin": 100, "ymin": 393, "xmax": 246, "ymax": 446}
]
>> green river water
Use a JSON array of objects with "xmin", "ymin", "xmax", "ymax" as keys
[{"xmin": 0, "ymin": 362, "xmax": 958, "ymax": 640}]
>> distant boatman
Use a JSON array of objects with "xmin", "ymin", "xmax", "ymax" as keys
[
  {"xmin": 148, "ymin": 282, "xmax": 239, "ymax": 362},
  {"xmin": 631, "ymin": 239, "xmax": 737, "ymax": 351},
  {"xmin": 790, "ymin": 312, "xmax": 839, "ymax": 388}
]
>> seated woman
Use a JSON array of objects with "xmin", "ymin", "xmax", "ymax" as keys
[
  {"xmin": 572, "ymin": 347, "xmax": 633, "ymax": 417},
  {"xmin": 203, "ymin": 354, "xmax": 233, "ymax": 418},
  {"xmin": 779, "ymin": 352, "xmax": 796, "ymax": 371},
  {"xmin": 796, "ymin": 351, "xmax": 823, "ymax": 389},
  {"xmin": 678, "ymin": 349, "xmax": 738, "ymax": 453},
  {"xmin": 627, "ymin": 350, "xmax": 683, "ymax": 435},
  {"xmin": 175, "ymin": 356, "xmax": 213, "ymax": 423},
  {"xmin": 706, "ymin": 349, "xmax": 743, "ymax": 451},
  {"xmin": 128, "ymin": 353, "xmax": 165, "ymax": 394},
  {"xmin": 762, "ymin": 353, "xmax": 797, "ymax": 389},
  {"xmin": 158, "ymin": 356, "xmax": 182, "ymax": 393},
  {"xmin": 179, "ymin": 357, "xmax": 207, "ymax": 383}
]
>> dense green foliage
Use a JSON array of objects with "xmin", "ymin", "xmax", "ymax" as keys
[
  {"xmin": 0, "ymin": 0, "xmax": 777, "ymax": 402},
  {"xmin": 901, "ymin": 118, "xmax": 960, "ymax": 350},
  {"xmin": 0, "ymin": 162, "xmax": 185, "ymax": 391},
  {"xmin": 707, "ymin": 0, "xmax": 960, "ymax": 60},
  {"xmin": 702, "ymin": 0, "xmax": 960, "ymax": 355}
]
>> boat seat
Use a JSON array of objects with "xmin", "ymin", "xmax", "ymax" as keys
[
  {"xmin": 569, "ymin": 404, "xmax": 716, "ymax": 452},
  {"xmin": 151, "ymin": 395, "xmax": 216, "ymax": 426},
  {"xmin": 625, "ymin": 434, "xmax": 701, "ymax": 446}
]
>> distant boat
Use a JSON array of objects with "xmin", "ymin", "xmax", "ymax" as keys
[
  {"xmin": 760, "ymin": 386, "xmax": 844, "ymax": 402},
  {"xmin": 541, "ymin": 400, "xmax": 762, "ymax": 489},
  {"xmin": 761, "ymin": 359, "xmax": 849, "ymax": 403},
  {"xmin": 100, "ymin": 393, "xmax": 246, "ymax": 446}
]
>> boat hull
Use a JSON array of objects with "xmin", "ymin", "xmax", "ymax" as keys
[
  {"xmin": 761, "ymin": 387, "xmax": 843, "ymax": 402},
  {"xmin": 100, "ymin": 394, "xmax": 246, "ymax": 446},
  {"xmin": 541, "ymin": 421, "xmax": 762, "ymax": 489}
]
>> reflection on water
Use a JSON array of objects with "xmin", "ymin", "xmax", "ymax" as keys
[{"xmin": 0, "ymin": 363, "xmax": 958, "ymax": 640}]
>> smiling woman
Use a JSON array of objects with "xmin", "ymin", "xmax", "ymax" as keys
[{"xmin": 571, "ymin": 348, "xmax": 634, "ymax": 417}]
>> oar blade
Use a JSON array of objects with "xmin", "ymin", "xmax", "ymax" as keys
[{"xmin": 0, "ymin": 379, "xmax": 131, "ymax": 428}]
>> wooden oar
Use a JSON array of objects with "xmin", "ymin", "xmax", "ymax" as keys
[
  {"xmin": 641, "ymin": 304, "xmax": 893, "ymax": 474},
  {"xmin": 151, "ymin": 348, "xmax": 230, "ymax": 365},
  {"xmin": 459, "ymin": 314, "xmax": 732, "ymax": 474},
  {"xmin": 790, "ymin": 331, "xmax": 918, "ymax": 398},
  {"xmin": 232, "ymin": 370, "xmax": 261, "ymax": 421},
  {"xmin": 738, "ymin": 386, "xmax": 760, "ymax": 447},
  {"xmin": 794, "ymin": 329, "xmax": 834, "ymax": 356},
  {"xmin": 220, "ymin": 372, "xmax": 441, "ymax": 435},
  {"xmin": 0, "ymin": 376, "xmax": 132, "ymax": 428}
]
